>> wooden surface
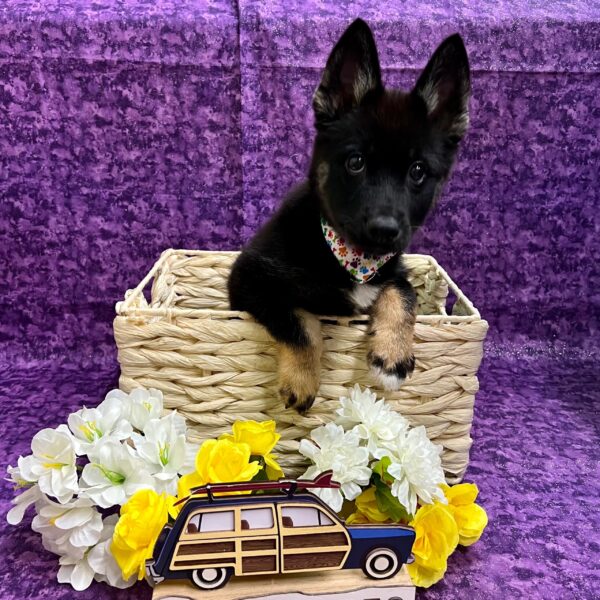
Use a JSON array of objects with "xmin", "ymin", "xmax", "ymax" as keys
[{"xmin": 152, "ymin": 566, "xmax": 415, "ymax": 600}]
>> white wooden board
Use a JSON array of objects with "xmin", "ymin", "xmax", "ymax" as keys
[{"xmin": 152, "ymin": 567, "xmax": 415, "ymax": 600}]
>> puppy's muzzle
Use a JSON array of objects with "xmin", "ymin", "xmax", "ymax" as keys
[{"xmin": 367, "ymin": 216, "xmax": 400, "ymax": 245}]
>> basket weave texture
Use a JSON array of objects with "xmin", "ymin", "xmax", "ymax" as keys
[{"xmin": 114, "ymin": 249, "xmax": 488, "ymax": 483}]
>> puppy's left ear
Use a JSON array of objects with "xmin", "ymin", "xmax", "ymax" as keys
[
  {"xmin": 313, "ymin": 18, "xmax": 383, "ymax": 127},
  {"xmin": 413, "ymin": 34, "xmax": 471, "ymax": 141}
]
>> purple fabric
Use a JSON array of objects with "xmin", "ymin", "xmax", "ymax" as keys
[
  {"xmin": 1, "ymin": 1, "xmax": 599, "ymax": 598},
  {"xmin": 0, "ymin": 0, "xmax": 244, "ymax": 361}
]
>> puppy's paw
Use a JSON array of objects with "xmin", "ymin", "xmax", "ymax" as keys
[
  {"xmin": 279, "ymin": 386, "xmax": 316, "ymax": 415},
  {"xmin": 278, "ymin": 344, "xmax": 321, "ymax": 415},
  {"xmin": 368, "ymin": 350, "xmax": 415, "ymax": 391}
]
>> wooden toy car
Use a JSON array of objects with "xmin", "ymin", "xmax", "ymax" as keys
[{"xmin": 146, "ymin": 472, "xmax": 415, "ymax": 591}]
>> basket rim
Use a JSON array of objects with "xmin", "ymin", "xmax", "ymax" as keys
[{"xmin": 115, "ymin": 248, "xmax": 484, "ymax": 324}]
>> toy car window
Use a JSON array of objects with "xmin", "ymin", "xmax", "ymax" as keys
[
  {"xmin": 319, "ymin": 511, "xmax": 334, "ymax": 525},
  {"xmin": 281, "ymin": 506, "xmax": 334, "ymax": 528},
  {"xmin": 186, "ymin": 513, "xmax": 202, "ymax": 534},
  {"xmin": 198, "ymin": 510, "xmax": 234, "ymax": 533},
  {"xmin": 240, "ymin": 507, "xmax": 274, "ymax": 530}
]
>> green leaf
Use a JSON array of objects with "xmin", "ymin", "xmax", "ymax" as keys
[
  {"xmin": 250, "ymin": 462, "xmax": 269, "ymax": 483},
  {"xmin": 372, "ymin": 456, "xmax": 394, "ymax": 485},
  {"xmin": 372, "ymin": 473, "xmax": 412, "ymax": 523}
]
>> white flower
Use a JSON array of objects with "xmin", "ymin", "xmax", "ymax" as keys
[
  {"xmin": 57, "ymin": 553, "xmax": 96, "ymax": 591},
  {"xmin": 33, "ymin": 496, "xmax": 103, "ymax": 553},
  {"xmin": 5, "ymin": 463, "xmax": 29, "ymax": 486},
  {"xmin": 67, "ymin": 395, "xmax": 132, "ymax": 455},
  {"xmin": 36, "ymin": 511, "xmax": 134, "ymax": 591},
  {"xmin": 106, "ymin": 387, "xmax": 163, "ymax": 431},
  {"xmin": 79, "ymin": 439, "xmax": 155, "ymax": 508},
  {"xmin": 6, "ymin": 463, "xmax": 41, "ymax": 525},
  {"xmin": 18, "ymin": 425, "xmax": 78, "ymax": 504},
  {"xmin": 32, "ymin": 502, "xmax": 85, "ymax": 560},
  {"xmin": 131, "ymin": 412, "xmax": 195, "ymax": 495},
  {"xmin": 336, "ymin": 385, "xmax": 410, "ymax": 455},
  {"xmin": 7, "ymin": 483, "xmax": 44, "ymax": 525},
  {"xmin": 375, "ymin": 425, "xmax": 446, "ymax": 516},
  {"xmin": 299, "ymin": 423, "xmax": 372, "ymax": 512},
  {"xmin": 88, "ymin": 515, "xmax": 136, "ymax": 589}
]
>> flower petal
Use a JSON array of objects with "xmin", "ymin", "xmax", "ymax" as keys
[
  {"xmin": 70, "ymin": 559, "xmax": 95, "ymax": 591},
  {"xmin": 444, "ymin": 482, "xmax": 479, "ymax": 506},
  {"xmin": 454, "ymin": 503, "xmax": 488, "ymax": 546},
  {"xmin": 407, "ymin": 558, "xmax": 447, "ymax": 588},
  {"xmin": 54, "ymin": 508, "xmax": 92, "ymax": 530}
]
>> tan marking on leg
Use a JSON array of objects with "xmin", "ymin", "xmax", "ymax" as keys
[
  {"xmin": 368, "ymin": 285, "xmax": 416, "ymax": 390},
  {"xmin": 277, "ymin": 310, "xmax": 322, "ymax": 414}
]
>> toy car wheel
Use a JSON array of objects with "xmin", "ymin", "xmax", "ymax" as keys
[
  {"xmin": 362, "ymin": 547, "xmax": 400, "ymax": 579},
  {"xmin": 191, "ymin": 566, "xmax": 232, "ymax": 590}
]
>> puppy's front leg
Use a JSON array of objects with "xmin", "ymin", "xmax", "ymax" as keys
[
  {"xmin": 274, "ymin": 309, "xmax": 322, "ymax": 414},
  {"xmin": 368, "ymin": 281, "xmax": 416, "ymax": 390}
]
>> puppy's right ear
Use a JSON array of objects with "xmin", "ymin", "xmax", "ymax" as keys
[
  {"xmin": 413, "ymin": 34, "xmax": 471, "ymax": 141},
  {"xmin": 313, "ymin": 19, "xmax": 382, "ymax": 127}
]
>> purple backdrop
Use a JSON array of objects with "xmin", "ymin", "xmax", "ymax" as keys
[{"xmin": 1, "ymin": 1, "xmax": 599, "ymax": 599}]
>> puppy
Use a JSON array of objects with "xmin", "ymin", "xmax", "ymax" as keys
[{"xmin": 228, "ymin": 19, "xmax": 470, "ymax": 414}]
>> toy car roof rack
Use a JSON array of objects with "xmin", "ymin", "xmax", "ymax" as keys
[{"xmin": 174, "ymin": 470, "xmax": 339, "ymax": 506}]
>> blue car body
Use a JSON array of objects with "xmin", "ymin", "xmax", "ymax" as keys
[{"xmin": 345, "ymin": 525, "xmax": 415, "ymax": 569}]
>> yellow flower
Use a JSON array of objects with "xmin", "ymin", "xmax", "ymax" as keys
[
  {"xmin": 222, "ymin": 420, "xmax": 280, "ymax": 456},
  {"xmin": 263, "ymin": 453, "xmax": 284, "ymax": 480},
  {"xmin": 407, "ymin": 503, "xmax": 458, "ymax": 588},
  {"xmin": 356, "ymin": 487, "xmax": 391, "ymax": 522},
  {"xmin": 441, "ymin": 483, "xmax": 488, "ymax": 546},
  {"xmin": 177, "ymin": 470, "xmax": 205, "ymax": 501},
  {"xmin": 111, "ymin": 489, "xmax": 176, "ymax": 581},
  {"xmin": 346, "ymin": 510, "xmax": 370, "ymax": 525},
  {"xmin": 220, "ymin": 420, "xmax": 283, "ymax": 480},
  {"xmin": 173, "ymin": 439, "xmax": 261, "ymax": 510},
  {"xmin": 196, "ymin": 438, "xmax": 261, "ymax": 484},
  {"xmin": 346, "ymin": 487, "xmax": 390, "ymax": 524},
  {"xmin": 408, "ymin": 561, "xmax": 447, "ymax": 588}
]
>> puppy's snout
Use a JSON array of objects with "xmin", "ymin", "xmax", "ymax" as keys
[{"xmin": 367, "ymin": 216, "xmax": 400, "ymax": 243}]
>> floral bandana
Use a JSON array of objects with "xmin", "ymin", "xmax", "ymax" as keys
[{"xmin": 321, "ymin": 217, "xmax": 397, "ymax": 283}]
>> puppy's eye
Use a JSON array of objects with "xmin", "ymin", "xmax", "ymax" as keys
[
  {"xmin": 346, "ymin": 153, "xmax": 365, "ymax": 174},
  {"xmin": 409, "ymin": 161, "xmax": 427, "ymax": 185}
]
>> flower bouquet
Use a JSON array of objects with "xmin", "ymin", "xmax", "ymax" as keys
[
  {"xmin": 6, "ymin": 385, "xmax": 486, "ymax": 591},
  {"xmin": 6, "ymin": 388, "xmax": 283, "ymax": 590},
  {"xmin": 298, "ymin": 385, "xmax": 488, "ymax": 587}
]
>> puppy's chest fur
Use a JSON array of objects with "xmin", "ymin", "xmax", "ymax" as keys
[{"xmin": 348, "ymin": 283, "xmax": 381, "ymax": 313}]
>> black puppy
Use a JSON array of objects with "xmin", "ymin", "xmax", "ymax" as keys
[{"xmin": 228, "ymin": 19, "xmax": 470, "ymax": 414}]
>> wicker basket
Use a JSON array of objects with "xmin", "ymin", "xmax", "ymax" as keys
[{"xmin": 114, "ymin": 249, "xmax": 488, "ymax": 483}]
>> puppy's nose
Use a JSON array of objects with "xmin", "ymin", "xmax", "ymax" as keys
[{"xmin": 367, "ymin": 216, "xmax": 400, "ymax": 242}]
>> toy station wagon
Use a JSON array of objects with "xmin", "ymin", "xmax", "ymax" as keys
[{"xmin": 146, "ymin": 472, "xmax": 415, "ymax": 591}]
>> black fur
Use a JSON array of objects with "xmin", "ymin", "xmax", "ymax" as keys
[{"xmin": 228, "ymin": 19, "xmax": 470, "ymax": 410}]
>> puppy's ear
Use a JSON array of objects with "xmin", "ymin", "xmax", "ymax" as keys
[
  {"xmin": 413, "ymin": 34, "xmax": 470, "ymax": 141},
  {"xmin": 313, "ymin": 19, "xmax": 382, "ymax": 127}
]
